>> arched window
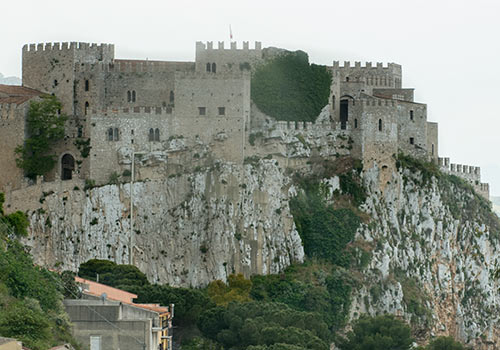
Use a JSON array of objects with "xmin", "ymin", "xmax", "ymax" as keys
[
  {"xmin": 114, "ymin": 128, "xmax": 119, "ymax": 141},
  {"xmin": 127, "ymin": 91, "xmax": 131, "ymax": 102},
  {"xmin": 61, "ymin": 154, "xmax": 75, "ymax": 180},
  {"xmin": 169, "ymin": 90, "xmax": 174, "ymax": 103},
  {"xmin": 107, "ymin": 128, "xmax": 113, "ymax": 141},
  {"xmin": 212, "ymin": 62, "xmax": 216, "ymax": 73},
  {"xmin": 149, "ymin": 128, "xmax": 154, "ymax": 142},
  {"xmin": 378, "ymin": 119, "xmax": 382, "ymax": 131},
  {"xmin": 155, "ymin": 128, "xmax": 160, "ymax": 141},
  {"xmin": 85, "ymin": 101, "xmax": 89, "ymax": 116},
  {"xmin": 206, "ymin": 63, "xmax": 211, "ymax": 72},
  {"xmin": 85, "ymin": 79, "xmax": 89, "ymax": 91},
  {"xmin": 132, "ymin": 91, "xmax": 136, "ymax": 103},
  {"xmin": 340, "ymin": 99, "xmax": 349, "ymax": 130},
  {"xmin": 345, "ymin": 76, "xmax": 349, "ymax": 82}
]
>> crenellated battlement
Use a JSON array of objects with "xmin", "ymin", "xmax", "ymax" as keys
[
  {"xmin": 275, "ymin": 120, "xmax": 333, "ymax": 132},
  {"xmin": 333, "ymin": 61, "xmax": 401, "ymax": 70},
  {"xmin": 23, "ymin": 42, "xmax": 114, "ymax": 53},
  {"xmin": 358, "ymin": 98, "xmax": 397, "ymax": 107},
  {"xmin": 196, "ymin": 41, "xmax": 262, "ymax": 52}
]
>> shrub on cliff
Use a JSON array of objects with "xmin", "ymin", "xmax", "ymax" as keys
[
  {"xmin": 15, "ymin": 95, "xmax": 67, "ymax": 179},
  {"xmin": 336, "ymin": 314, "xmax": 413, "ymax": 350},
  {"xmin": 251, "ymin": 51, "xmax": 331, "ymax": 122}
]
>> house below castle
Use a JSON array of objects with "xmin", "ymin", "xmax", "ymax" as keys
[{"xmin": 0, "ymin": 41, "xmax": 490, "ymax": 200}]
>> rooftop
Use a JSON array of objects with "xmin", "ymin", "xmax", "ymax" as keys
[{"xmin": 0, "ymin": 84, "xmax": 43, "ymax": 104}]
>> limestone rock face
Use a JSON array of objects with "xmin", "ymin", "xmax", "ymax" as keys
[
  {"xmin": 25, "ymin": 160, "xmax": 304, "ymax": 286},
  {"xmin": 22, "ymin": 158, "xmax": 500, "ymax": 348},
  {"xmin": 353, "ymin": 166, "xmax": 500, "ymax": 349}
]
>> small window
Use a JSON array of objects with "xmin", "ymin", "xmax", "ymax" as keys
[
  {"xmin": 131, "ymin": 129, "xmax": 134, "ymax": 135},
  {"xmin": 378, "ymin": 119, "xmax": 382, "ymax": 131},
  {"xmin": 78, "ymin": 127, "xmax": 83, "ymax": 138},
  {"xmin": 155, "ymin": 128, "xmax": 160, "ymax": 142},
  {"xmin": 345, "ymin": 76, "xmax": 350, "ymax": 82},
  {"xmin": 212, "ymin": 62, "xmax": 217, "ymax": 73},
  {"xmin": 127, "ymin": 91, "xmax": 131, "ymax": 102},
  {"xmin": 149, "ymin": 128, "xmax": 154, "ymax": 142},
  {"xmin": 206, "ymin": 63, "xmax": 211, "ymax": 72},
  {"xmin": 218, "ymin": 107, "xmax": 225, "ymax": 116},
  {"xmin": 107, "ymin": 128, "xmax": 113, "ymax": 141},
  {"xmin": 132, "ymin": 90, "xmax": 136, "ymax": 103},
  {"xmin": 85, "ymin": 101, "xmax": 89, "ymax": 116},
  {"xmin": 410, "ymin": 110, "xmax": 414, "ymax": 120},
  {"xmin": 114, "ymin": 128, "xmax": 119, "ymax": 141},
  {"xmin": 169, "ymin": 90, "xmax": 174, "ymax": 103},
  {"xmin": 432, "ymin": 144, "xmax": 435, "ymax": 155},
  {"xmin": 85, "ymin": 80, "xmax": 89, "ymax": 91},
  {"xmin": 198, "ymin": 107, "xmax": 206, "ymax": 116},
  {"xmin": 54, "ymin": 79, "xmax": 58, "ymax": 87},
  {"xmin": 354, "ymin": 119, "xmax": 358, "ymax": 128},
  {"xmin": 410, "ymin": 137, "xmax": 414, "ymax": 145}
]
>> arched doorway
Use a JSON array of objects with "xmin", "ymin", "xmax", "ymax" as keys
[
  {"xmin": 61, "ymin": 154, "xmax": 75, "ymax": 180},
  {"xmin": 340, "ymin": 99, "xmax": 349, "ymax": 130}
]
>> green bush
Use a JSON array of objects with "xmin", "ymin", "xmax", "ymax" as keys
[
  {"xmin": 251, "ymin": 51, "xmax": 331, "ymax": 122},
  {"xmin": 426, "ymin": 336, "xmax": 465, "ymax": 350}
]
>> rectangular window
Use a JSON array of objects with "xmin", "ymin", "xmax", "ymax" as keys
[
  {"xmin": 410, "ymin": 137, "xmax": 414, "ymax": 145},
  {"xmin": 90, "ymin": 336, "xmax": 101, "ymax": 350},
  {"xmin": 85, "ymin": 80, "xmax": 89, "ymax": 91},
  {"xmin": 218, "ymin": 107, "xmax": 225, "ymax": 116},
  {"xmin": 198, "ymin": 107, "xmax": 206, "ymax": 116},
  {"xmin": 410, "ymin": 110, "xmax": 414, "ymax": 120}
]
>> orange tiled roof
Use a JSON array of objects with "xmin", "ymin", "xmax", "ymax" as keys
[
  {"xmin": 0, "ymin": 84, "xmax": 43, "ymax": 105},
  {"xmin": 75, "ymin": 276, "xmax": 138, "ymax": 303}
]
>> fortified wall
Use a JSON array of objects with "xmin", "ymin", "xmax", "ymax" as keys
[{"xmin": 0, "ymin": 41, "xmax": 490, "ymax": 205}]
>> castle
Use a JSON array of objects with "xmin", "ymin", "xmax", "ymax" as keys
[{"xmin": 0, "ymin": 41, "xmax": 490, "ymax": 200}]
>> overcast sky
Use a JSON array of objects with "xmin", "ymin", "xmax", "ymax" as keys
[{"xmin": 2, "ymin": 0, "xmax": 499, "ymax": 195}]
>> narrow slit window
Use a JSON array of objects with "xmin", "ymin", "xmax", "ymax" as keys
[
  {"xmin": 85, "ymin": 101, "xmax": 89, "ymax": 116},
  {"xmin": 354, "ymin": 119, "xmax": 358, "ymax": 128},
  {"xmin": 107, "ymin": 128, "xmax": 113, "ymax": 141},
  {"xmin": 149, "ymin": 128, "xmax": 154, "ymax": 142},
  {"xmin": 132, "ymin": 90, "xmax": 136, "ymax": 103},
  {"xmin": 410, "ymin": 110, "xmax": 414, "ymax": 120},
  {"xmin": 114, "ymin": 128, "xmax": 119, "ymax": 141},
  {"xmin": 155, "ymin": 128, "xmax": 160, "ymax": 141},
  {"xmin": 206, "ymin": 63, "xmax": 211, "ymax": 72},
  {"xmin": 212, "ymin": 62, "xmax": 216, "ymax": 73},
  {"xmin": 410, "ymin": 137, "xmax": 414, "ymax": 145},
  {"xmin": 127, "ymin": 91, "xmax": 131, "ymax": 102},
  {"xmin": 378, "ymin": 119, "xmax": 382, "ymax": 131},
  {"xmin": 169, "ymin": 90, "xmax": 174, "ymax": 103},
  {"xmin": 85, "ymin": 80, "xmax": 89, "ymax": 91}
]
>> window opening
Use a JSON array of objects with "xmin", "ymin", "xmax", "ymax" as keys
[
  {"xmin": 114, "ymin": 128, "xmax": 119, "ymax": 141},
  {"xmin": 218, "ymin": 107, "xmax": 225, "ymax": 115},
  {"xmin": 410, "ymin": 137, "xmax": 415, "ymax": 145},
  {"xmin": 410, "ymin": 110, "xmax": 414, "ymax": 120},
  {"xmin": 127, "ymin": 91, "xmax": 131, "ymax": 102},
  {"xmin": 354, "ymin": 119, "xmax": 358, "ymax": 128},
  {"xmin": 149, "ymin": 128, "xmax": 154, "ymax": 142},
  {"xmin": 107, "ymin": 128, "xmax": 113, "ymax": 141},
  {"xmin": 169, "ymin": 90, "xmax": 174, "ymax": 103},
  {"xmin": 378, "ymin": 119, "xmax": 382, "ymax": 131},
  {"xmin": 212, "ymin": 62, "xmax": 216, "ymax": 73},
  {"xmin": 340, "ymin": 99, "xmax": 349, "ymax": 130},
  {"xmin": 198, "ymin": 107, "xmax": 206, "ymax": 116},
  {"xmin": 85, "ymin": 80, "xmax": 89, "ymax": 91},
  {"xmin": 61, "ymin": 154, "xmax": 75, "ymax": 180},
  {"xmin": 84, "ymin": 101, "xmax": 89, "ymax": 116},
  {"xmin": 132, "ymin": 91, "xmax": 136, "ymax": 103},
  {"xmin": 155, "ymin": 128, "xmax": 160, "ymax": 141}
]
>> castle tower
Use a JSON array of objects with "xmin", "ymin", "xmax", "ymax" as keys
[{"xmin": 22, "ymin": 42, "xmax": 114, "ymax": 115}]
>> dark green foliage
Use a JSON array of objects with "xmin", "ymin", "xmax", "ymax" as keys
[
  {"xmin": 15, "ymin": 95, "xmax": 67, "ymax": 179},
  {"xmin": 198, "ymin": 302, "xmax": 329, "ymax": 350},
  {"xmin": 426, "ymin": 336, "xmax": 465, "ymax": 350},
  {"xmin": 78, "ymin": 259, "xmax": 149, "ymax": 291},
  {"xmin": 290, "ymin": 180, "xmax": 361, "ymax": 266},
  {"xmin": 74, "ymin": 138, "xmax": 91, "ymax": 158},
  {"xmin": 61, "ymin": 270, "xmax": 82, "ymax": 299},
  {"xmin": 0, "ymin": 192, "xmax": 4, "ymax": 216},
  {"xmin": 0, "ymin": 239, "xmax": 61, "ymax": 312},
  {"xmin": 250, "ymin": 264, "xmax": 353, "ymax": 330},
  {"xmin": 339, "ymin": 172, "xmax": 367, "ymax": 207},
  {"xmin": 3, "ymin": 210, "xmax": 30, "ymax": 237},
  {"xmin": 0, "ymin": 209, "xmax": 78, "ymax": 349},
  {"xmin": 395, "ymin": 153, "xmax": 440, "ymax": 186},
  {"xmin": 336, "ymin": 314, "xmax": 414, "ymax": 350},
  {"xmin": 0, "ymin": 300, "xmax": 52, "ymax": 350},
  {"xmin": 133, "ymin": 284, "xmax": 215, "ymax": 327},
  {"xmin": 251, "ymin": 51, "xmax": 332, "ymax": 122}
]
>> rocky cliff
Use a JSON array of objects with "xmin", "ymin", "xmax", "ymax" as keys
[{"xmin": 21, "ymin": 156, "xmax": 499, "ymax": 348}]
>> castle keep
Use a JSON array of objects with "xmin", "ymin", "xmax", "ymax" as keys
[{"xmin": 0, "ymin": 41, "xmax": 490, "ymax": 200}]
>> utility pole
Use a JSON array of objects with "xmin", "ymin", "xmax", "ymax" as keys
[{"xmin": 130, "ymin": 151, "xmax": 146, "ymax": 265}]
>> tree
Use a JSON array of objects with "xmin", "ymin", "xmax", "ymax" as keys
[
  {"xmin": 426, "ymin": 336, "xmax": 465, "ymax": 350},
  {"xmin": 336, "ymin": 314, "xmax": 414, "ymax": 350},
  {"xmin": 207, "ymin": 274, "xmax": 252, "ymax": 306},
  {"xmin": 15, "ymin": 95, "xmax": 67, "ymax": 179}
]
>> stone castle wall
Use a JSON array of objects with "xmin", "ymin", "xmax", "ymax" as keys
[{"xmin": 0, "ymin": 102, "xmax": 28, "ymax": 192}]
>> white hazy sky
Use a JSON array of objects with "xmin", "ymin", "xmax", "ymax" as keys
[{"xmin": 2, "ymin": 0, "xmax": 499, "ymax": 195}]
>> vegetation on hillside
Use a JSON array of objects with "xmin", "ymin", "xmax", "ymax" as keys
[
  {"xmin": 15, "ymin": 95, "xmax": 67, "ymax": 179},
  {"xmin": 251, "ymin": 50, "xmax": 332, "ymax": 122},
  {"xmin": 0, "ymin": 193, "xmax": 78, "ymax": 350}
]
